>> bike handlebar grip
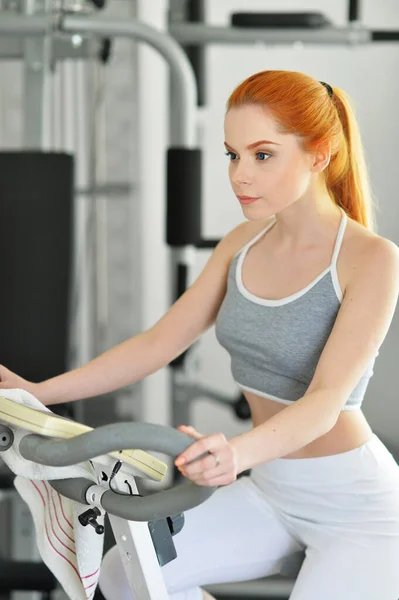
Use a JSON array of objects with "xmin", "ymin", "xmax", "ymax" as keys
[{"xmin": 19, "ymin": 423, "xmax": 196, "ymax": 467}]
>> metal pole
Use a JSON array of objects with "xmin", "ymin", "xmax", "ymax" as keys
[
  {"xmin": 23, "ymin": 0, "xmax": 53, "ymax": 148},
  {"xmin": 61, "ymin": 14, "xmax": 197, "ymax": 147},
  {"xmin": 169, "ymin": 23, "xmax": 372, "ymax": 45}
]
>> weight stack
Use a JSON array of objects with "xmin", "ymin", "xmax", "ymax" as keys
[{"xmin": 0, "ymin": 152, "xmax": 74, "ymax": 383}]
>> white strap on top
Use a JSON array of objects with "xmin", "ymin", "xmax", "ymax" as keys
[
  {"xmin": 330, "ymin": 207, "xmax": 347, "ymax": 302},
  {"xmin": 331, "ymin": 207, "xmax": 348, "ymax": 267},
  {"xmin": 233, "ymin": 217, "xmax": 277, "ymax": 259}
]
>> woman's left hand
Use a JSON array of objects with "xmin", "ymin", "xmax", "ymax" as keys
[{"xmin": 175, "ymin": 425, "xmax": 239, "ymax": 487}]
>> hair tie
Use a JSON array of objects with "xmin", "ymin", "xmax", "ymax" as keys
[{"xmin": 319, "ymin": 81, "xmax": 333, "ymax": 98}]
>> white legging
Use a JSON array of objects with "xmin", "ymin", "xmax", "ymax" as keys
[{"xmin": 99, "ymin": 434, "xmax": 399, "ymax": 600}]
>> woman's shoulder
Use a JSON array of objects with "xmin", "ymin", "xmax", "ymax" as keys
[
  {"xmin": 345, "ymin": 216, "xmax": 398, "ymax": 258},
  {"xmin": 219, "ymin": 217, "xmax": 275, "ymax": 261},
  {"xmin": 341, "ymin": 216, "xmax": 399, "ymax": 290}
]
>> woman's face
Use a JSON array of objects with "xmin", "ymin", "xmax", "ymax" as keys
[{"xmin": 224, "ymin": 104, "xmax": 317, "ymax": 220}]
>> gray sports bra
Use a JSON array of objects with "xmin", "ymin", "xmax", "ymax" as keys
[{"xmin": 215, "ymin": 208, "xmax": 376, "ymax": 411}]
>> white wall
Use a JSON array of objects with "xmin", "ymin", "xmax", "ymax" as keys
[{"xmin": 138, "ymin": 0, "xmax": 399, "ymax": 450}]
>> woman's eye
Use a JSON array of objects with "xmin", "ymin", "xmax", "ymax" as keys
[
  {"xmin": 224, "ymin": 150, "xmax": 271, "ymax": 161},
  {"xmin": 256, "ymin": 152, "xmax": 271, "ymax": 161}
]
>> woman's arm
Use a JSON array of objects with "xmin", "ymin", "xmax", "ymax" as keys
[{"xmin": 230, "ymin": 389, "xmax": 340, "ymax": 473}]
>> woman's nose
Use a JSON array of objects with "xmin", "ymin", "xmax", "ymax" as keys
[{"xmin": 230, "ymin": 160, "xmax": 253, "ymax": 185}]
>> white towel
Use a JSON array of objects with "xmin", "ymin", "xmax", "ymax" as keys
[{"xmin": 0, "ymin": 388, "xmax": 104, "ymax": 600}]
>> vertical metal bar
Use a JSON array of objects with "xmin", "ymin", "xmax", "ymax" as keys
[
  {"xmin": 185, "ymin": 0, "xmax": 206, "ymax": 106},
  {"xmin": 108, "ymin": 515, "xmax": 170, "ymax": 600},
  {"xmin": 168, "ymin": 4, "xmax": 200, "ymax": 458},
  {"xmin": 66, "ymin": 56, "xmax": 93, "ymax": 427},
  {"xmin": 23, "ymin": 0, "xmax": 53, "ymax": 148},
  {"xmin": 125, "ymin": 0, "xmax": 144, "ymax": 423},
  {"xmin": 51, "ymin": 56, "xmax": 62, "ymax": 150},
  {"xmin": 90, "ymin": 58, "xmax": 109, "ymax": 357},
  {"xmin": 91, "ymin": 463, "xmax": 170, "ymax": 600}
]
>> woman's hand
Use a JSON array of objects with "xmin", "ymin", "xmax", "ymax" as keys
[
  {"xmin": 175, "ymin": 425, "xmax": 239, "ymax": 487},
  {"xmin": 0, "ymin": 364, "xmax": 37, "ymax": 395}
]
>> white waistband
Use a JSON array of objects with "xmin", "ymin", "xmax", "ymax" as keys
[{"xmin": 236, "ymin": 382, "xmax": 362, "ymax": 411}]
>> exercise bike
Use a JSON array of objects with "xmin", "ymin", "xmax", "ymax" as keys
[{"xmin": 0, "ymin": 395, "xmax": 217, "ymax": 600}]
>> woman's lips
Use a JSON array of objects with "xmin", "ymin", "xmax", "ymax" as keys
[{"xmin": 237, "ymin": 195, "xmax": 260, "ymax": 205}]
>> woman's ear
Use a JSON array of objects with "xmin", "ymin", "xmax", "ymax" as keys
[{"xmin": 311, "ymin": 142, "xmax": 331, "ymax": 173}]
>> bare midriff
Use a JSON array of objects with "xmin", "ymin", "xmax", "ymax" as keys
[{"xmin": 245, "ymin": 389, "xmax": 374, "ymax": 459}]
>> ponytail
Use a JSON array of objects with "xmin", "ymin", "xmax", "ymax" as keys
[{"xmin": 326, "ymin": 87, "xmax": 376, "ymax": 231}]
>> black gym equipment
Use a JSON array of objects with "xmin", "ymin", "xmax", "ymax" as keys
[{"xmin": 0, "ymin": 152, "xmax": 74, "ymax": 385}]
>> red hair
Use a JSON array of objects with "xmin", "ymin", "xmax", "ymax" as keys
[{"xmin": 226, "ymin": 70, "xmax": 376, "ymax": 231}]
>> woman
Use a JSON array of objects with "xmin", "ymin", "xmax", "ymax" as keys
[{"xmin": 1, "ymin": 70, "xmax": 399, "ymax": 600}]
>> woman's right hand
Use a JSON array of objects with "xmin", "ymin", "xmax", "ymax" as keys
[{"xmin": 0, "ymin": 364, "xmax": 37, "ymax": 396}]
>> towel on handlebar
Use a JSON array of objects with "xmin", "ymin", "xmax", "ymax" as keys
[{"xmin": 0, "ymin": 388, "xmax": 104, "ymax": 600}]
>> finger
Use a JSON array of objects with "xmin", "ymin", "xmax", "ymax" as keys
[
  {"xmin": 177, "ymin": 425, "xmax": 203, "ymax": 440},
  {"xmin": 181, "ymin": 451, "xmax": 228, "ymax": 476},
  {"xmin": 175, "ymin": 432, "xmax": 227, "ymax": 466},
  {"xmin": 175, "ymin": 439, "xmax": 208, "ymax": 467},
  {"xmin": 175, "ymin": 426, "xmax": 205, "ymax": 467}
]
